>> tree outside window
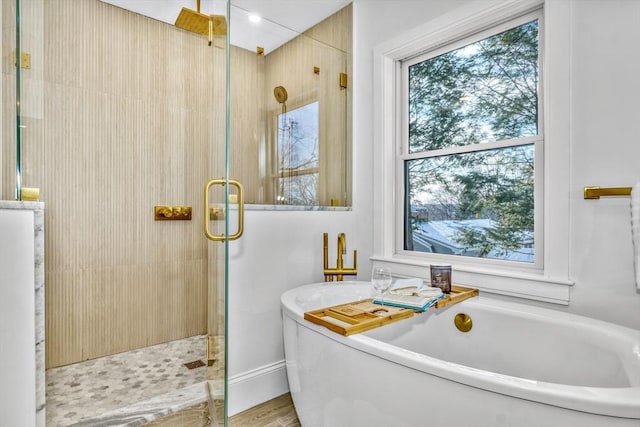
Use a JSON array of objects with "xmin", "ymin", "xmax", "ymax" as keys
[{"xmin": 405, "ymin": 18, "xmax": 539, "ymax": 263}]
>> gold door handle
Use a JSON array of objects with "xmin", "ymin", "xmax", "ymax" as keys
[{"xmin": 204, "ymin": 178, "xmax": 245, "ymax": 241}]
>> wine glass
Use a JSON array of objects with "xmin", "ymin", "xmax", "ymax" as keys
[{"xmin": 371, "ymin": 266, "xmax": 393, "ymax": 305}]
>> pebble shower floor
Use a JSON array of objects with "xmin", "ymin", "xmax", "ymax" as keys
[{"xmin": 46, "ymin": 335, "xmax": 208, "ymax": 426}]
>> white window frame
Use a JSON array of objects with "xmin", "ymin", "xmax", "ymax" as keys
[
  {"xmin": 372, "ymin": 0, "xmax": 573, "ymax": 304},
  {"xmin": 399, "ymin": 11, "xmax": 544, "ymax": 269}
]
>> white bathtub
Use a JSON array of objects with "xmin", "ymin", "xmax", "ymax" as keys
[{"xmin": 281, "ymin": 281, "xmax": 640, "ymax": 427}]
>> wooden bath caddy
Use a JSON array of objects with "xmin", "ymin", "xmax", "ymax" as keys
[
  {"xmin": 304, "ymin": 285, "xmax": 478, "ymax": 336},
  {"xmin": 304, "ymin": 299, "xmax": 413, "ymax": 336},
  {"xmin": 434, "ymin": 285, "xmax": 479, "ymax": 309}
]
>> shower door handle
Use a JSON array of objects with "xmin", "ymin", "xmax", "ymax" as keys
[{"xmin": 204, "ymin": 178, "xmax": 245, "ymax": 241}]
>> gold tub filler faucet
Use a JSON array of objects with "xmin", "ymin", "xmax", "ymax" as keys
[{"xmin": 323, "ymin": 232, "xmax": 357, "ymax": 282}]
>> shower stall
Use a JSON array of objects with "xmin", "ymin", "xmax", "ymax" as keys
[
  {"xmin": 1, "ymin": 0, "xmax": 350, "ymax": 424},
  {"xmin": 2, "ymin": 0, "xmax": 234, "ymax": 423}
]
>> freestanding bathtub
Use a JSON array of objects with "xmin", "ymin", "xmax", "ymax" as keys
[{"xmin": 281, "ymin": 281, "xmax": 640, "ymax": 427}]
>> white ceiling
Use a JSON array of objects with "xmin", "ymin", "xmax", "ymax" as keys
[{"xmin": 99, "ymin": 0, "xmax": 351, "ymax": 54}]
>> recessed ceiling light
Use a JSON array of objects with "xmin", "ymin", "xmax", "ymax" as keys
[{"xmin": 248, "ymin": 14, "xmax": 261, "ymax": 23}]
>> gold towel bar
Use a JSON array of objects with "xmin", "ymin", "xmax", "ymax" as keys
[{"xmin": 584, "ymin": 186, "xmax": 632, "ymax": 199}]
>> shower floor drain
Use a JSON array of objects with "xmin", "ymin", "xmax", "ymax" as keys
[{"xmin": 184, "ymin": 360, "xmax": 206, "ymax": 370}]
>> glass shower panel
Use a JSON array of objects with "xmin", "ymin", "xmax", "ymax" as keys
[
  {"xmin": 205, "ymin": 1, "xmax": 232, "ymax": 424},
  {"xmin": 229, "ymin": 4, "xmax": 352, "ymax": 207},
  {"xmin": 2, "ymin": 0, "xmax": 35, "ymax": 201},
  {"xmin": 3, "ymin": 0, "xmax": 50, "ymax": 203},
  {"xmin": 4, "ymin": 0, "xmax": 232, "ymax": 425}
]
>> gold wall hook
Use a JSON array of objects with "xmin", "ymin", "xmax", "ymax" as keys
[
  {"xmin": 20, "ymin": 187, "xmax": 40, "ymax": 201},
  {"xmin": 339, "ymin": 72, "xmax": 348, "ymax": 89}
]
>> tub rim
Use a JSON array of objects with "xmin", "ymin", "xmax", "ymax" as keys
[{"xmin": 281, "ymin": 281, "xmax": 640, "ymax": 419}]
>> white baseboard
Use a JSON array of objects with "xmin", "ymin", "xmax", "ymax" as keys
[{"xmin": 228, "ymin": 360, "xmax": 290, "ymax": 416}]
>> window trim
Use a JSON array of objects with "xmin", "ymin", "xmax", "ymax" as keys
[
  {"xmin": 371, "ymin": 0, "xmax": 573, "ymax": 304},
  {"xmin": 398, "ymin": 10, "xmax": 544, "ymax": 270}
]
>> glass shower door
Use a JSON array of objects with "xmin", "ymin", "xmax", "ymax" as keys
[{"xmin": 202, "ymin": 1, "xmax": 238, "ymax": 424}]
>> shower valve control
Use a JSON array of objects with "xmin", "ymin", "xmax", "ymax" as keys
[{"xmin": 154, "ymin": 205, "xmax": 192, "ymax": 221}]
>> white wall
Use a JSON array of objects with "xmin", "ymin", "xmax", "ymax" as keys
[
  {"xmin": 227, "ymin": 209, "xmax": 366, "ymax": 414},
  {"xmin": 228, "ymin": 0, "xmax": 640, "ymax": 412},
  {"xmin": 568, "ymin": 0, "xmax": 640, "ymax": 329}
]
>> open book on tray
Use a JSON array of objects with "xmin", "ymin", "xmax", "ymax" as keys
[{"xmin": 373, "ymin": 291, "xmax": 445, "ymax": 311}]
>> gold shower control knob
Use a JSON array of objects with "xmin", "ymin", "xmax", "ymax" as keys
[{"xmin": 154, "ymin": 206, "xmax": 192, "ymax": 221}]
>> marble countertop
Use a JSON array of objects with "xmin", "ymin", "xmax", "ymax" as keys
[{"xmin": 0, "ymin": 200, "xmax": 44, "ymax": 210}]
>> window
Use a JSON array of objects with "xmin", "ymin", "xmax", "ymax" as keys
[
  {"xmin": 276, "ymin": 101, "xmax": 320, "ymax": 205},
  {"xmin": 401, "ymin": 13, "xmax": 541, "ymax": 265},
  {"xmin": 373, "ymin": 0, "xmax": 572, "ymax": 304}
]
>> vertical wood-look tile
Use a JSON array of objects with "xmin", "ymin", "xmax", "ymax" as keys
[{"xmin": 34, "ymin": 0, "xmax": 213, "ymax": 367}]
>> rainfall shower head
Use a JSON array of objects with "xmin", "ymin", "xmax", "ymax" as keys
[{"xmin": 175, "ymin": 0, "xmax": 227, "ymax": 39}]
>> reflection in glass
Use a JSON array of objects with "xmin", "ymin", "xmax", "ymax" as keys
[
  {"xmin": 277, "ymin": 101, "xmax": 319, "ymax": 205},
  {"xmin": 244, "ymin": 5, "xmax": 351, "ymax": 207}
]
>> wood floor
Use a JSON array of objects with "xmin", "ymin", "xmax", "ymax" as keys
[
  {"xmin": 148, "ymin": 393, "xmax": 300, "ymax": 427},
  {"xmin": 228, "ymin": 393, "xmax": 301, "ymax": 427}
]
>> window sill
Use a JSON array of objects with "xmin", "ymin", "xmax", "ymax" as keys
[{"xmin": 370, "ymin": 255, "xmax": 573, "ymax": 305}]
